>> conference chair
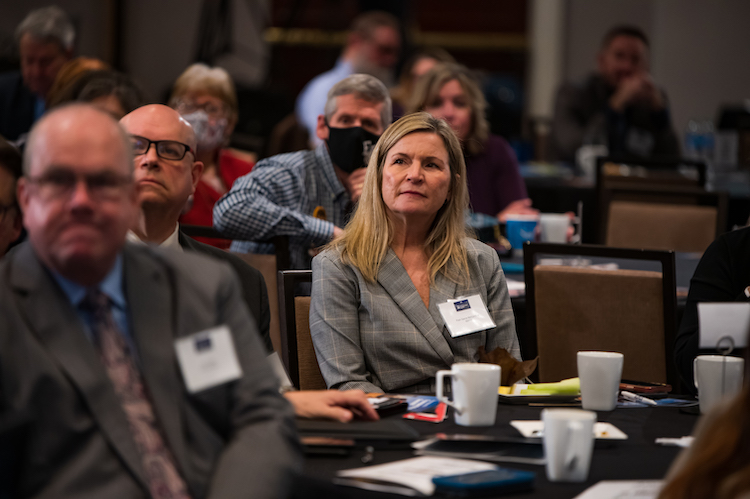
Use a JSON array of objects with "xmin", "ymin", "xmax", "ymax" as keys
[
  {"xmin": 600, "ymin": 185, "xmax": 727, "ymax": 253},
  {"xmin": 523, "ymin": 242, "xmax": 681, "ymax": 391},
  {"xmin": 231, "ymin": 236, "xmax": 291, "ymax": 353},
  {"xmin": 594, "ymin": 158, "xmax": 727, "ymax": 252},
  {"xmin": 277, "ymin": 269, "xmax": 327, "ymax": 390},
  {"xmin": 595, "ymin": 156, "xmax": 708, "ymax": 190}
]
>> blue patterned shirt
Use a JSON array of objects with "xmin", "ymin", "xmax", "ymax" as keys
[{"xmin": 213, "ymin": 144, "xmax": 351, "ymax": 269}]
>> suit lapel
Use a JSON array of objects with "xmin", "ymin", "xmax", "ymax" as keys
[
  {"xmin": 123, "ymin": 246, "xmax": 192, "ymax": 487},
  {"xmin": 9, "ymin": 244, "xmax": 149, "ymax": 490},
  {"xmin": 377, "ymin": 250, "xmax": 455, "ymax": 365},
  {"xmin": 177, "ymin": 230, "xmax": 196, "ymax": 251},
  {"xmin": 427, "ymin": 270, "xmax": 459, "ymax": 335}
]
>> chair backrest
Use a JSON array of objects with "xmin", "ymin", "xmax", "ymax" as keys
[
  {"xmin": 180, "ymin": 224, "xmax": 225, "ymax": 240},
  {"xmin": 277, "ymin": 270, "xmax": 327, "ymax": 390},
  {"xmin": 595, "ymin": 156, "xmax": 707, "ymax": 242},
  {"xmin": 232, "ymin": 252, "xmax": 281, "ymax": 353},
  {"xmin": 598, "ymin": 186, "xmax": 727, "ymax": 252},
  {"xmin": 595, "ymin": 156, "xmax": 707, "ymax": 190},
  {"xmin": 523, "ymin": 243, "xmax": 680, "ymax": 390}
]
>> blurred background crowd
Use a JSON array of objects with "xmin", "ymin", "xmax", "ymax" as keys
[{"xmin": 1, "ymin": 0, "xmax": 748, "ymax": 167}]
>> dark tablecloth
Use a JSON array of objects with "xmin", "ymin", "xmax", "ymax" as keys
[{"xmin": 292, "ymin": 403, "xmax": 699, "ymax": 499}]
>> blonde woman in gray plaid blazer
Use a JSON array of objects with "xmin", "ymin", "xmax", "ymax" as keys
[{"xmin": 310, "ymin": 113, "xmax": 521, "ymax": 394}]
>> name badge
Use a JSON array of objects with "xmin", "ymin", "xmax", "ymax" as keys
[
  {"xmin": 174, "ymin": 325, "xmax": 243, "ymax": 393},
  {"xmin": 437, "ymin": 294, "xmax": 497, "ymax": 338}
]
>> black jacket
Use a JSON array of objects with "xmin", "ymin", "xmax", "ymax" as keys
[
  {"xmin": 674, "ymin": 226, "xmax": 750, "ymax": 393},
  {"xmin": 179, "ymin": 230, "xmax": 273, "ymax": 353}
]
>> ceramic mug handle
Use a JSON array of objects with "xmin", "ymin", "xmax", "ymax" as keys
[{"xmin": 436, "ymin": 369, "xmax": 463, "ymax": 414}]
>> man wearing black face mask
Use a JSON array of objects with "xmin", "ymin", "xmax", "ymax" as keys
[{"xmin": 214, "ymin": 74, "xmax": 391, "ymax": 269}]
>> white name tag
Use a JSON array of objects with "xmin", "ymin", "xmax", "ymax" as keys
[
  {"xmin": 175, "ymin": 325, "xmax": 243, "ymax": 393},
  {"xmin": 698, "ymin": 302, "xmax": 750, "ymax": 349},
  {"xmin": 437, "ymin": 294, "xmax": 496, "ymax": 338}
]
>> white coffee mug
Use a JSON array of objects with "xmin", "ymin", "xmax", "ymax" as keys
[
  {"xmin": 539, "ymin": 213, "xmax": 570, "ymax": 243},
  {"xmin": 436, "ymin": 363, "xmax": 500, "ymax": 426},
  {"xmin": 577, "ymin": 351, "xmax": 624, "ymax": 411},
  {"xmin": 542, "ymin": 409, "xmax": 597, "ymax": 482},
  {"xmin": 694, "ymin": 355, "xmax": 745, "ymax": 414}
]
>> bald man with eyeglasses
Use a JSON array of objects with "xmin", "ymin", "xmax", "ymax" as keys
[{"xmin": 121, "ymin": 104, "xmax": 379, "ymax": 423}]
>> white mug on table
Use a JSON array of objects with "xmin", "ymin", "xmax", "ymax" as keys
[
  {"xmin": 436, "ymin": 363, "xmax": 500, "ymax": 427},
  {"xmin": 539, "ymin": 213, "xmax": 571, "ymax": 243},
  {"xmin": 542, "ymin": 408, "xmax": 597, "ymax": 482},
  {"xmin": 578, "ymin": 351, "xmax": 624, "ymax": 411},
  {"xmin": 694, "ymin": 355, "xmax": 744, "ymax": 414}
]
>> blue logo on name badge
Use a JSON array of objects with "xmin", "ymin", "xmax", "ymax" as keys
[
  {"xmin": 195, "ymin": 336, "xmax": 212, "ymax": 352},
  {"xmin": 454, "ymin": 299, "xmax": 471, "ymax": 312}
]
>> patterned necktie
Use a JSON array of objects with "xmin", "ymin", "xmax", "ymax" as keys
[{"xmin": 81, "ymin": 289, "xmax": 191, "ymax": 499}]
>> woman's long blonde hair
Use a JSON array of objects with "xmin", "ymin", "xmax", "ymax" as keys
[
  {"xmin": 331, "ymin": 112, "xmax": 471, "ymax": 284},
  {"xmin": 407, "ymin": 63, "xmax": 489, "ymax": 156}
]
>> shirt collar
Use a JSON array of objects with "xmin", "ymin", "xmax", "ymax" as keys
[
  {"xmin": 126, "ymin": 224, "xmax": 182, "ymax": 251},
  {"xmin": 51, "ymin": 253, "xmax": 126, "ymax": 310},
  {"xmin": 161, "ymin": 224, "xmax": 182, "ymax": 250}
]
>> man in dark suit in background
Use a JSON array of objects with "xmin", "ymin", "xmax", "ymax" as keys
[
  {"xmin": 2, "ymin": 103, "xmax": 301, "ymax": 498},
  {"xmin": 0, "ymin": 6, "xmax": 74, "ymax": 142},
  {"xmin": 121, "ymin": 104, "xmax": 380, "ymax": 423}
]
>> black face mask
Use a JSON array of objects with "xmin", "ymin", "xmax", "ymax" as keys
[{"xmin": 325, "ymin": 126, "xmax": 380, "ymax": 173}]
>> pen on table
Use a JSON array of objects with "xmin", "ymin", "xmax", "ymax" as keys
[{"xmin": 620, "ymin": 390, "xmax": 657, "ymax": 406}]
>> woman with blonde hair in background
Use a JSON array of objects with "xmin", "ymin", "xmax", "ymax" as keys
[{"xmin": 310, "ymin": 112, "xmax": 520, "ymax": 394}]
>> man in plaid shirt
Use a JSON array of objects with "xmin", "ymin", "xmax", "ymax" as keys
[{"xmin": 214, "ymin": 74, "xmax": 391, "ymax": 269}]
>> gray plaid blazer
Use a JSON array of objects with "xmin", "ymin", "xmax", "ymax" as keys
[{"xmin": 310, "ymin": 238, "xmax": 520, "ymax": 393}]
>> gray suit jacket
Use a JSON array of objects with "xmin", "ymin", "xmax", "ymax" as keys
[
  {"xmin": 310, "ymin": 238, "xmax": 520, "ymax": 393},
  {"xmin": 0, "ymin": 242, "xmax": 300, "ymax": 499}
]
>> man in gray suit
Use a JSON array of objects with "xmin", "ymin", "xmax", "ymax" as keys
[{"xmin": 2, "ymin": 103, "xmax": 301, "ymax": 498}]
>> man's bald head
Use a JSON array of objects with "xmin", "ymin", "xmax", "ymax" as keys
[
  {"xmin": 26, "ymin": 103, "xmax": 132, "ymax": 176},
  {"xmin": 121, "ymin": 104, "xmax": 197, "ymax": 151},
  {"xmin": 18, "ymin": 103, "xmax": 137, "ymax": 285},
  {"xmin": 120, "ymin": 104, "xmax": 203, "ymax": 229}
]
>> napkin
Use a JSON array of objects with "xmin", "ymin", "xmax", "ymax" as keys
[{"xmin": 477, "ymin": 347, "xmax": 538, "ymax": 386}]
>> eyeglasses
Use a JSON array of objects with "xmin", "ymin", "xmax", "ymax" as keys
[
  {"xmin": 130, "ymin": 135, "xmax": 193, "ymax": 161},
  {"xmin": 25, "ymin": 170, "xmax": 133, "ymax": 201},
  {"xmin": 173, "ymin": 99, "xmax": 229, "ymax": 119}
]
